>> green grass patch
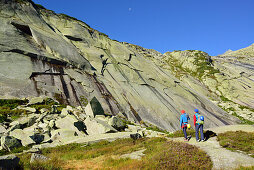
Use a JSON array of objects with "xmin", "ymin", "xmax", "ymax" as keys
[
  {"xmin": 29, "ymin": 98, "xmax": 66, "ymax": 113},
  {"xmin": 217, "ymin": 131, "xmax": 254, "ymax": 157},
  {"xmin": 146, "ymin": 125, "xmax": 169, "ymax": 134},
  {"xmin": 0, "ymin": 145, "xmax": 31, "ymax": 156},
  {"xmin": 236, "ymin": 166, "xmax": 254, "ymax": 170},
  {"xmin": 232, "ymin": 112, "xmax": 254, "ymax": 125},
  {"xmin": 0, "ymin": 107, "xmax": 28, "ymax": 123},
  {"xmin": 18, "ymin": 137, "xmax": 212, "ymax": 169},
  {"xmin": 168, "ymin": 128, "xmax": 197, "ymax": 138},
  {"xmin": 168, "ymin": 129, "xmax": 217, "ymax": 140},
  {"xmin": 0, "ymin": 99, "xmax": 27, "ymax": 109}
]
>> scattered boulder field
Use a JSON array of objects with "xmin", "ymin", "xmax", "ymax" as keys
[{"xmin": 0, "ymin": 97, "xmax": 167, "ymax": 154}]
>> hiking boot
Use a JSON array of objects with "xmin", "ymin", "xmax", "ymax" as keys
[
  {"xmin": 196, "ymin": 139, "xmax": 200, "ymax": 142},
  {"xmin": 201, "ymin": 140, "xmax": 205, "ymax": 142},
  {"xmin": 184, "ymin": 138, "xmax": 188, "ymax": 141}
]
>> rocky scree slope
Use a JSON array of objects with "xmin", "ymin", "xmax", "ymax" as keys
[{"xmin": 0, "ymin": 0, "xmax": 240, "ymax": 131}]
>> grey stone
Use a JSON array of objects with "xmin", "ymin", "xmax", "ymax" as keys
[
  {"xmin": 0, "ymin": 155, "xmax": 20, "ymax": 170},
  {"xmin": 48, "ymin": 120, "xmax": 55, "ymax": 128},
  {"xmin": 30, "ymin": 134, "xmax": 45, "ymax": 144},
  {"xmin": 15, "ymin": 114, "xmax": 38, "ymax": 128},
  {"xmin": 0, "ymin": 125, "xmax": 7, "ymax": 134},
  {"xmin": 84, "ymin": 117, "xmax": 117, "ymax": 135},
  {"xmin": 55, "ymin": 115, "xmax": 85, "ymax": 134},
  {"xmin": 23, "ymin": 147, "xmax": 41, "ymax": 154},
  {"xmin": 120, "ymin": 149, "xmax": 146, "ymax": 160},
  {"xmin": 40, "ymin": 108, "xmax": 50, "ymax": 114},
  {"xmin": 61, "ymin": 108, "xmax": 70, "ymax": 116},
  {"xmin": 10, "ymin": 129, "xmax": 36, "ymax": 146},
  {"xmin": 30, "ymin": 153, "xmax": 49, "ymax": 163},
  {"xmin": 1, "ymin": 136, "xmax": 22, "ymax": 150},
  {"xmin": 50, "ymin": 129, "xmax": 78, "ymax": 142},
  {"xmin": 130, "ymin": 133, "xmax": 142, "ymax": 140},
  {"xmin": 85, "ymin": 97, "xmax": 105, "ymax": 118},
  {"xmin": 28, "ymin": 97, "xmax": 44, "ymax": 105},
  {"xmin": 18, "ymin": 106, "xmax": 36, "ymax": 113},
  {"xmin": 108, "ymin": 116, "xmax": 125, "ymax": 130}
]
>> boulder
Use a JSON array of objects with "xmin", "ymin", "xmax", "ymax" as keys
[
  {"xmin": 127, "ymin": 125, "xmax": 142, "ymax": 133},
  {"xmin": 130, "ymin": 133, "xmax": 142, "ymax": 140},
  {"xmin": 50, "ymin": 129, "xmax": 78, "ymax": 142},
  {"xmin": 30, "ymin": 153, "xmax": 49, "ymax": 163},
  {"xmin": 30, "ymin": 134, "xmax": 45, "ymax": 144},
  {"xmin": 48, "ymin": 120, "xmax": 55, "ymax": 129},
  {"xmin": 55, "ymin": 115, "xmax": 85, "ymax": 134},
  {"xmin": 10, "ymin": 129, "xmax": 36, "ymax": 146},
  {"xmin": 1, "ymin": 136, "xmax": 22, "ymax": 150},
  {"xmin": 38, "ymin": 123, "xmax": 49, "ymax": 132},
  {"xmin": 61, "ymin": 108, "xmax": 70, "ymax": 116},
  {"xmin": 51, "ymin": 105, "xmax": 58, "ymax": 114},
  {"xmin": 0, "ymin": 155, "xmax": 20, "ymax": 169},
  {"xmin": 15, "ymin": 114, "xmax": 38, "ymax": 128},
  {"xmin": 95, "ymin": 115, "xmax": 107, "ymax": 121},
  {"xmin": 84, "ymin": 117, "xmax": 117, "ymax": 135},
  {"xmin": 28, "ymin": 97, "xmax": 44, "ymax": 105},
  {"xmin": 17, "ymin": 106, "xmax": 36, "ymax": 113},
  {"xmin": 23, "ymin": 148, "xmax": 41, "ymax": 154},
  {"xmin": 108, "ymin": 116, "xmax": 125, "ymax": 130},
  {"xmin": 0, "ymin": 125, "xmax": 7, "ymax": 135},
  {"xmin": 66, "ymin": 105, "xmax": 74, "ymax": 112},
  {"xmin": 41, "ymin": 133, "xmax": 51, "ymax": 143},
  {"xmin": 7, "ymin": 122, "xmax": 22, "ymax": 133},
  {"xmin": 77, "ymin": 113, "xmax": 86, "ymax": 121},
  {"xmin": 85, "ymin": 97, "xmax": 105, "ymax": 117},
  {"xmin": 40, "ymin": 108, "xmax": 50, "ymax": 114},
  {"xmin": 36, "ymin": 113, "xmax": 48, "ymax": 123}
]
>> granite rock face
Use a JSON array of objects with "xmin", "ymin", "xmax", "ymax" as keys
[{"xmin": 0, "ymin": 0, "xmax": 250, "ymax": 131}]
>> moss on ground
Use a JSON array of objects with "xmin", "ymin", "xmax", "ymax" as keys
[
  {"xmin": 0, "ymin": 99, "xmax": 28, "ymax": 122},
  {"xmin": 217, "ymin": 131, "xmax": 254, "ymax": 158},
  {"xmin": 0, "ymin": 98, "xmax": 66, "ymax": 123},
  {"xmin": 18, "ymin": 137, "xmax": 212, "ymax": 169}
]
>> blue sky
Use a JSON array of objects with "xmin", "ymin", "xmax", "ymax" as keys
[{"xmin": 33, "ymin": 0, "xmax": 254, "ymax": 56}]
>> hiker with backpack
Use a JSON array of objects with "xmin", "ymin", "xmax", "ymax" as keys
[
  {"xmin": 193, "ymin": 109, "xmax": 205, "ymax": 142},
  {"xmin": 180, "ymin": 110, "xmax": 190, "ymax": 141}
]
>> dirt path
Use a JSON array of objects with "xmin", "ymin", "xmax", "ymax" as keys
[{"xmin": 172, "ymin": 125, "xmax": 254, "ymax": 170}]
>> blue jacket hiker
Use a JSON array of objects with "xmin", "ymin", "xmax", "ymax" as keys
[
  {"xmin": 180, "ymin": 110, "xmax": 190, "ymax": 141},
  {"xmin": 193, "ymin": 109, "xmax": 204, "ymax": 142}
]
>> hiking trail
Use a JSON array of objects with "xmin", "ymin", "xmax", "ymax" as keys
[{"xmin": 171, "ymin": 125, "xmax": 254, "ymax": 170}]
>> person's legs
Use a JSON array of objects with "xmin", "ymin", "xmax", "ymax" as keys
[
  {"xmin": 195, "ymin": 124, "xmax": 200, "ymax": 141},
  {"xmin": 200, "ymin": 124, "xmax": 204, "ymax": 140},
  {"xmin": 183, "ymin": 126, "xmax": 187, "ymax": 139}
]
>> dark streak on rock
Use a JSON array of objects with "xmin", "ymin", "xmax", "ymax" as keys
[
  {"xmin": 70, "ymin": 81, "xmax": 82, "ymax": 106},
  {"xmin": 29, "ymin": 72, "xmax": 67, "ymax": 79},
  {"xmin": 31, "ymin": 77, "xmax": 40, "ymax": 96},
  {"xmin": 11, "ymin": 21, "xmax": 32, "ymax": 36},
  {"xmin": 4, "ymin": 49, "xmax": 68, "ymax": 67},
  {"xmin": 59, "ymin": 68, "xmax": 70, "ymax": 101},
  {"xmin": 64, "ymin": 35, "xmax": 83, "ymax": 41},
  {"xmin": 101, "ymin": 58, "xmax": 108, "ymax": 76}
]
